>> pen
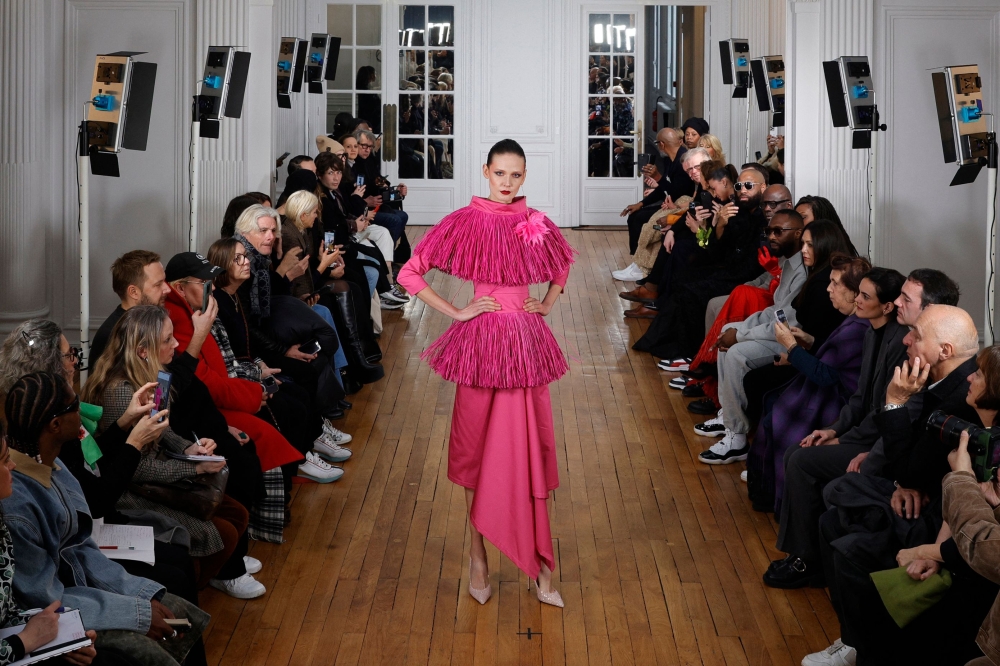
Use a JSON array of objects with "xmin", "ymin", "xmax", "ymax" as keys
[
  {"xmin": 192, "ymin": 431, "xmax": 200, "ymax": 447},
  {"xmin": 99, "ymin": 546, "xmax": 136, "ymax": 550},
  {"xmin": 19, "ymin": 607, "xmax": 67, "ymax": 616}
]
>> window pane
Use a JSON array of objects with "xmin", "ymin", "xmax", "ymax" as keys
[
  {"xmin": 587, "ymin": 58, "xmax": 608, "ymax": 94},
  {"xmin": 399, "ymin": 94, "xmax": 425, "ymax": 134},
  {"xmin": 613, "ymin": 96, "xmax": 634, "ymax": 135},
  {"xmin": 326, "ymin": 93, "xmax": 354, "ymax": 135},
  {"xmin": 589, "ymin": 14, "xmax": 610, "ymax": 52},
  {"xmin": 588, "ymin": 139, "xmax": 610, "ymax": 177},
  {"xmin": 329, "ymin": 48, "xmax": 352, "ymax": 90},
  {"xmin": 399, "ymin": 50, "xmax": 425, "ymax": 90},
  {"xmin": 428, "ymin": 94, "xmax": 453, "ymax": 135},
  {"xmin": 399, "ymin": 138, "xmax": 425, "ymax": 178},
  {"xmin": 428, "ymin": 6, "xmax": 454, "ymax": 47},
  {"xmin": 612, "ymin": 138, "xmax": 635, "ymax": 177},
  {"xmin": 356, "ymin": 5, "xmax": 381, "ymax": 46},
  {"xmin": 357, "ymin": 93, "xmax": 382, "ymax": 133},
  {"xmin": 612, "ymin": 14, "xmax": 635, "ymax": 54},
  {"xmin": 428, "ymin": 138, "xmax": 453, "ymax": 178},
  {"xmin": 588, "ymin": 96, "xmax": 610, "ymax": 136},
  {"xmin": 356, "ymin": 49, "xmax": 381, "ymax": 91},
  {"xmin": 328, "ymin": 5, "xmax": 353, "ymax": 46},
  {"xmin": 430, "ymin": 51, "xmax": 453, "ymax": 89},
  {"xmin": 399, "ymin": 6, "xmax": 426, "ymax": 46},
  {"xmin": 613, "ymin": 56, "xmax": 634, "ymax": 93}
]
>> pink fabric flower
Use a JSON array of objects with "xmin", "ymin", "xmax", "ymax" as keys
[{"xmin": 514, "ymin": 210, "xmax": 550, "ymax": 246}]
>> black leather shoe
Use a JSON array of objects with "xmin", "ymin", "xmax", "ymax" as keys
[
  {"xmin": 682, "ymin": 383, "xmax": 706, "ymax": 398},
  {"xmin": 325, "ymin": 408, "xmax": 346, "ymax": 421},
  {"xmin": 762, "ymin": 556, "xmax": 824, "ymax": 589},
  {"xmin": 687, "ymin": 398, "xmax": 717, "ymax": 414},
  {"xmin": 338, "ymin": 399, "xmax": 352, "ymax": 410}
]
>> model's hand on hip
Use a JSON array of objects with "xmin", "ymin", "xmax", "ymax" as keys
[
  {"xmin": 523, "ymin": 297, "xmax": 551, "ymax": 316},
  {"xmin": 454, "ymin": 296, "xmax": 500, "ymax": 321}
]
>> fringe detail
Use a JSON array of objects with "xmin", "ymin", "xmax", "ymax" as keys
[
  {"xmin": 414, "ymin": 206, "xmax": 576, "ymax": 286},
  {"xmin": 423, "ymin": 313, "xmax": 569, "ymax": 388}
]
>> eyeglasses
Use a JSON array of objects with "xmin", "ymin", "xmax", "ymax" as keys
[
  {"xmin": 62, "ymin": 347, "xmax": 82, "ymax": 365},
  {"xmin": 762, "ymin": 199, "xmax": 792, "ymax": 209},
  {"xmin": 765, "ymin": 226, "xmax": 800, "ymax": 236},
  {"xmin": 733, "ymin": 181, "xmax": 759, "ymax": 191},
  {"xmin": 49, "ymin": 395, "xmax": 80, "ymax": 421},
  {"xmin": 178, "ymin": 279, "xmax": 209, "ymax": 286},
  {"xmin": 358, "ymin": 143, "xmax": 373, "ymax": 149},
  {"xmin": 233, "ymin": 254, "xmax": 249, "ymax": 266}
]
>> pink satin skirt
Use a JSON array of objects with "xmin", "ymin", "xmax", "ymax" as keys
[{"xmin": 449, "ymin": 384, "xmax": 559, "ymax": 578}]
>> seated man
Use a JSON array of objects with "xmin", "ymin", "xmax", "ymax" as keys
[
  {"xmin": 812, "ymin": 305, "xmax": 980, "ymax": 665},
  {"xmin": 353, "ymin": 129, "xmax": 409, "ymax": 248},
  {"xmin": 90, "ymin": 250, "xmax": 173, "ymax": 362},
  {"xmin": 764, "ymin": 270, "xmax": 962, "ymax": 587}
]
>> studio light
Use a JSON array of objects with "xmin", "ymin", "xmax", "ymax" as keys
[
  {"xmin": 750, "ymin": 55, "xmax": 785, "ymax": 127},
  {"xmin": 189, "ymin": 46, "xmax": 251, "ymax": 252},
  {"xmin": 78, "ymin": 52, "xmax": 158, "ymax": 377},
  {"xmin": 719, "ymin": 39, "xmax": 751, "ymax": 98},
  {"xmin": 932, "ymin": 64, "xmax": 997, "ymax": 343},
  {"xmin": 306, "ymin": 33, "xmax": 342, "ymax": 94},
  {"xmin": 276, "ymin": 37, "xmax": 308, "ymax": 109}
]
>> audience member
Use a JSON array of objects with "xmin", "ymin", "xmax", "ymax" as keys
[
  {"xmin": 4, "ymin": 372, "xmax": 208, "ymax": 665},
  {"xmin": 697, "ymin": 133, "xmax": 727, "ymax": 164},
  {"xmin": 90, "ymin": 250, "xmax": 173, "ymax": 362},
  {"xmin": 286, "ymin": 155, "xmax": 315, "ymax": 177},
  {"xmin": 681, "ymin": 117, "xmax": 709, "ymax": 149},
  {"xmin": 795, "ymin": 195, "xmax": 857, "ymax": 256}
]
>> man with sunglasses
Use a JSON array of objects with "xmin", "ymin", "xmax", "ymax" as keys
[
  {"xmin": 352, "ymin": 129, "xmax": 410, "ymax": 261},
  {"xmin": 698, "ymin": 206, "xmax": 807, "ymax": 464}
]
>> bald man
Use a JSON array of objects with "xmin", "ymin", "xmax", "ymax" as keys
[{"xmin": 807, "ymin": 305, "xmax": 981, "ymax": 664}]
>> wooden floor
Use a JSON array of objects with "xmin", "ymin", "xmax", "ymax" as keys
[{"xmin": 199, "ymin": 228, "xmax": 839, "ymax": 666}]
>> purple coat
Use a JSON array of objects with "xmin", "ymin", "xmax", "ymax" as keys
[{"xmin": 748, "ymin": 314, "xmax": 869, "ymax": 512}]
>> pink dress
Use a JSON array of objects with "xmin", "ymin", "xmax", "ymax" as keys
[{"xmin": 396, "ymin": 196, "xmax": 575, "ymax": 578}]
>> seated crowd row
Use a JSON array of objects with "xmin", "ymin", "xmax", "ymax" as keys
[
  {"xmin": 616, "ymin": 120, "xmax": 1000, "ymax": 666},
  {"xmin": 0, "ymin": 120, "xmax": 410, "ymax": 664}
]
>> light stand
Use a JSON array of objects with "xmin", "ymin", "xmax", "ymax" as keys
[
  {"xmin": 986, "ymin": 132, "xmax": 998, "ymax": 345},
  {"xmin": 77, "ymin": 123, "xmax": 91, "ymax": 380},
  {"xmin": 719, "ymin": 39, "xmax": 753, "ymax": 163}
]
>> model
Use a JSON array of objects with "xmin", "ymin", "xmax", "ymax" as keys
[{"xmin": 395, "ymin": 139, "xmax": 576, "ymax": 607}]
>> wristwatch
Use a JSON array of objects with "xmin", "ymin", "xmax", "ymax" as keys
[{"xmin": 884, "ymin": 402, "xmax": 905, "ymax": 412}]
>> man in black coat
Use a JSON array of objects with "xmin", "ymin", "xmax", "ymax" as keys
[{"xmin": 812, "ymin": 304, "xmax": 981, "ymax": 664}]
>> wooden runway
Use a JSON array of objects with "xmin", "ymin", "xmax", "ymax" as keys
[{"xmin": 199, "ymin": 228, "xmax": 838, "ymax": 665}]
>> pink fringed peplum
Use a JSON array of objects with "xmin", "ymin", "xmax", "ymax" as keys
[{"xmin": 396, "ymin": 196, "xmax": 576, "ymax": 580}]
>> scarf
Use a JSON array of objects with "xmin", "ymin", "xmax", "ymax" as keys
[
  {"xmin": 236, "ymin": 234, "xmax": 271, "ymax": 317},
  {"xmin": 212, "ymin": 319, "xmax": 261, "ymax": 382},
  {"xmin": 79, "ymin": 402, "xmax": 104, "ymax": 468}
]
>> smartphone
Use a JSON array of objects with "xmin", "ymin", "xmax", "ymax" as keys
[
  {"xmin": 652, "ymin": 224, "xmax": 663, "ymax": 231},
  {"xmin": 637, "ymin": 153, "xmax": 652, "ymax": 168},
  {"xmin": 201, "ymin": 281, "xmax": 213, "ymax": 313},
  {"xmin": 769, "ymin": 126, "xmax": 779, "ymax": 138},
  {"xmin": 151, "ymin": 370, "xmax": 172, "ymax": 419},
  {"xmin": 262, "ymin": 375, "xmax": 279, "ymax": 395},
  {"xmin": 356, "ymin": 175, "xmax": 365, "ymax": 187},
  {"xmin": 324, "ymin": 231, "xmax": 336, "ymax": 249},
  {"xmin": 300, "ymin": 339, "xmax": 321, "ymax": 355},
  {"xmin": 775, "ymin": 309, "xmax": 788, "ymax": 325},
  {"xmin": 698, "ymin": 191, "xmax": 715, "ymax": 209},
  {"xmin": 755, "ymin": 151, "xmax": 762, "ymax": 160}
]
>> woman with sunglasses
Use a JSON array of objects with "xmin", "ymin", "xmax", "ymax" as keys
[{"xmin": 5, "ymin": 371, "xmax": 209, "ymax": 666}]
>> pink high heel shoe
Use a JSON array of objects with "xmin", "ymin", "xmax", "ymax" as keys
[
  {"xmin": 529, "ymin": 577, "xmax": 564, "ymax": 608},
  {"xmin": 468, "ymin": 557, "xmax": 492, "ymax": 605}
]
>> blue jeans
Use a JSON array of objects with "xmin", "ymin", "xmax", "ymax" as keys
[
  {"xmin": 362, "ymin": 265, "xmax": 378, "ymax": 297},
  {"xmin": 312, "ymin": 304, "xmax": 348, "ymax": 384},
  {"xmin": 374, "ymin": 208, "xmax": 408, "ymax": 243}
]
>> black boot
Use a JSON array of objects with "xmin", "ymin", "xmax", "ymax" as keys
[
  {"xmin": 331, "ymin": 291, "xmax": 385, "ymax": 384},
  {"xmin": 362, "ymin": 338, "xmax": 382, "ymax": 363},
  {"xmin": 341, "ymin": 368, "xmax": 362, "ymax": 395}
]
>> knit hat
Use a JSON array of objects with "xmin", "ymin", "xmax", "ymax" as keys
[
  {"xmin": 681, "ymin": 117, "xmax": 710, "ymax": 136},
  {"xmin": 316, "ymin": 135, "xmax": 345, "ymax": 155}
]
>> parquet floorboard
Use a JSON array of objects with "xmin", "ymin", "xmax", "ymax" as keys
[{"xmin": 201, "ymin": 228, "xmax": 837, "ymax": 664}]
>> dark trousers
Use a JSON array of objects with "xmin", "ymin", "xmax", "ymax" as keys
[
  {"xmin": 374, "ymin": 208, "xmax": 408, "ymax": 243},
  {"xmin": 775, "ymin": 443, "xmax": 868, "ymax": 561},
  {"xmin": 193, "ymin": 495, "xmax": 249, "ymax": 586},
  {"xmin": 626, "ymin": 205, "xmax": 659, "ymax": 255},
  {"xmin": 118, "ymin": 541, "xmax": 199, "ymax": 606}
]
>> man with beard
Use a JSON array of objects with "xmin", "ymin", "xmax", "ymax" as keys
[
  {"xmin": 90, "ymin": 250, "xmax": 173, "ymax": 362},
  {"xmin": 632, "ymin": 168, "xmax": 769, "ymax": 364}
]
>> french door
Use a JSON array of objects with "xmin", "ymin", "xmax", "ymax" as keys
[{"xmin": 579, "ymin": 9, "xmax": 643, "ymax": 226}]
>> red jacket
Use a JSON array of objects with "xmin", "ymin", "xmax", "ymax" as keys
[{"xmin": 165, "ymin": 288, "xmax": 302, "ymax": 470}]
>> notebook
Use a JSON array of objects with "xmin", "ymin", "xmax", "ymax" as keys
[
  {"xmin": 0, "ymin": 610, "xmax": 91, "ymax": 664},
  {"xmin": 164, "ymin": 451, "xmax": 226, "ymax": 463},
  {"xmin": 92, "ymin": 518, "xmax": 155, "ymax": 565}
]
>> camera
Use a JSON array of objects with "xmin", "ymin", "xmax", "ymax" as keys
[
  {"xmin": 385, "ymin": 187, "xmax": 404, "ymax": 203},
  {"xmin": 926, "ymin": 410, "xmax": 1000, "ymax": 482}
]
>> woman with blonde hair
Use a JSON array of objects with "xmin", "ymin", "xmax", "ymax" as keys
[
  {"xmin": 697, "ymin": 133, "xmax": 727, "ymax": 164},
  {"xmin": 82, "ymin": 306, "xmax": 264, "ymax": 599}
]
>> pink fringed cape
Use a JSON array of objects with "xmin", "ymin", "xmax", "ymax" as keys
[{"xmin": 397, "ymin": 197, "xmax": 577, "ymax": 389}]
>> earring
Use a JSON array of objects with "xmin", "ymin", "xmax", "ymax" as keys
[{"xmin": 34, "ymin": 454, "xmax": 42, "ymax": 464}]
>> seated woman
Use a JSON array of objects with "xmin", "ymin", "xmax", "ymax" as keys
[
  {"xmin": 4, "ymin": 372, "xmax": 208, "ymax": 666},
  {"xmin": 82, "ymin": 306, "xmax": 263, "ymax": 600},
  {"xmin": 746, "ymin": 254, "xmax": 873, "ymax": 513},
  {"xmin": 0, "ymin": 319, "xmax": 200, "ymax": 606},
  {"xmin": 795, "ymin": 194, "xmax": 857, "ymax": 256},
  {"xmin": 0, "ymin": 421, "xmax": 99, "ymax": 666},
  {"xmin": 828, "ymin": 346, "xmax": 1000, "ymax": 665}
]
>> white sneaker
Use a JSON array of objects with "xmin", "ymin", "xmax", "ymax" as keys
[
  {"xmin": 298, "ymin": 451, "xmax": 345, "ymax": 482},
  {"xmin": 801, "ymin": 639, "xmax": 856, "ymax": 666},
  {"xmin": 740, "ymin": 470, "xmax": 748, "ymax": 482},
  {"xmin": 611, "ymin": 262, "xmax": 644, "ymax": 281},
  {"xmin": 382, "ymin": 286, "xmax": 409, "ymax": 303},
  {"xmin": 697, "ymin": 430, "xmax": 749, "ymax": 465},
  {"xmin": 314, "ymin": 434, "xmax": 352, "ymax": 463},
  {"xmin": 210, "ymin": 573, "xmax": 266, "ymax": 599},
  {"xmin": 380, "ymin": 296, "xmax": 405, "ymax": 310},
  {"xmin": 322, "ymin": 420, "xmax": 353, "ymax": 445},
  {"xmin": 243, "ymin": 555, "xmax": 262, "ymax": 574}
]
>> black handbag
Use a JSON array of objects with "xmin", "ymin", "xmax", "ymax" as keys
[{"xmin": 130, "ymin": 466, "xmax": 229, "ymax": 522}]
